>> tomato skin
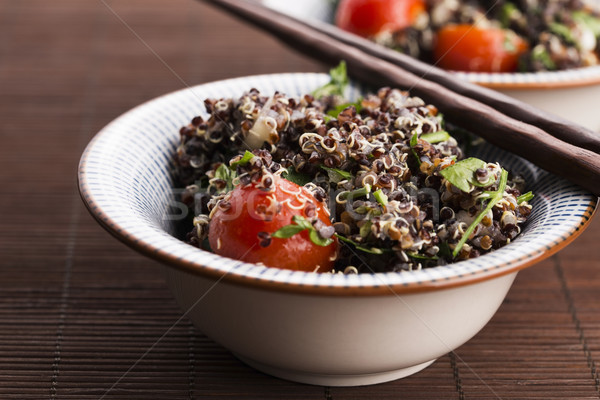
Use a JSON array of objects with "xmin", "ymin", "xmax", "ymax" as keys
[
  {"xmin": 335, "ymin": 0, "xmax": 426, "ymax": 38},
  {"xmin": 433, "ymin": 24, "xmax": 529, "ymax": 73},
  {"xmin": 208, "ymin": 177, "xmax": 337, "ymax": 273}
]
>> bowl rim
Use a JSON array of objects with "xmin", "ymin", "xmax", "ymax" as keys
[
  {"xmin": 453, "ymin": 66, "xmax": 600, "ymax": 89},
  {"xmin": 78, "ymin": 72, "xmax": 598, "ymax": 297}
]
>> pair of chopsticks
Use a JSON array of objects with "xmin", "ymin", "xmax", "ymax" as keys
[{"xmin": 202, "ymin": 0, "xmax": 600, "ymax": 196}]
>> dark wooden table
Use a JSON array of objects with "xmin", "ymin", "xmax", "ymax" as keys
[{"xmin": 1, "ymin": 1, "xmax": 599, "ymax": 398}]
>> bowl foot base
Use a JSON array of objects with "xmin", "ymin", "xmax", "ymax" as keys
[{"xmin": 234, "ymin": 354, "xmax": 436, "ymax": 387}]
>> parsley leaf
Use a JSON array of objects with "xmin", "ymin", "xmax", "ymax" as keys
[
  {"xmin": 321, "ymin": 166, "xmax": 352, "ymax": 183},
  {"xmin": 272, "ymin": 215, "xmax": 334, "ymax": 247},
  {"xmin": 213, "ymin": 164, "xmax": 236, "ymax": 193},
  {"xmin": 326, "ymin": 99, "xmax": 363, "ymax": 118},
  {"xmin": 312, "ymin": 61, "xmax": 349, "ymax": 99},
  {"xmin": 282, "ymin": 166, "xmax": 312, "ymax": 186},
  {"xmin": 439, "ymin": 157, "xmax": 493, "ymax": 193}
]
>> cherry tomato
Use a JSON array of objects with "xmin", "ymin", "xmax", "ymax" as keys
[
  {"xmin": 208, "ymin": 177, "xmax": 337, "ymax": 273},
  {"xmin": 433, "ymin": 24, "xmax": 529, "ymax": 73},
  {"xmin": 335, "ymin": 0, "xmax": 426, "ymax": 37}
]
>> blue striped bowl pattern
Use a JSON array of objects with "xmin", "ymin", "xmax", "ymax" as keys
[{"xmin": 78, "ymin": 73, "xmax": 597, "ymax": 295}]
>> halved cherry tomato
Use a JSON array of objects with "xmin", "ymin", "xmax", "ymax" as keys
[
  {"xmin": 208, "ymin": 177, "xmax": 337, "ymax": 273},
  {"xmin": 335, "ymin": 0, "xmax": 426, "ymax": 38},
  {"xmin": 433, "ymin": 24, "xmax": 529, "ymax": 73}
]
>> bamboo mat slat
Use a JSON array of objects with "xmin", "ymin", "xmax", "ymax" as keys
[{"xmin": 1, "ymin": 0, "xmax": 599, "ymax": 398}]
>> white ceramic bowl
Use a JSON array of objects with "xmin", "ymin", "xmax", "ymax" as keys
[
  {"xmin": 263, "ymin": 0, "xmax": 600, "ymax": 131},
  {"xmin": 78, "ymin": 73, "xmax": 597, "ymax": 386}
]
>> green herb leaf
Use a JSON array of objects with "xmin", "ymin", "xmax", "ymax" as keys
[
  {"xmin": 335, "ymin": 234, "xmax": 385, "ymax": 255},
  {"xmin": 229, "ymin": 150, "xmax": 254, "ymax": 169},
  {"xmin": 452, "ymin": 169, "xmax": 509, "ymax": 257},
  {"xmin": 359, "ymin": 220, "xmax": 372, "ymax": 238},
  {"xmin": 420, "ymin": 130, "xmax": 451, "ymax": 144},
  {"xmin": 271, "ymin": 215, "xmax": 333, "ymax": 247},
  {"xmin": 312, "ymin": 61, "xmax": 349, "ymax": 99},
  {"xmin": 549, "ymin": 22, "xmax": 576, "ymax": 45},
  {"xmin": 309, "ymin": 229, "xmax": 334, "ymax": 247},
  {"xmin": 439, "ymin": 157, "xmax": 492, "ymax": 193},
  {"xmin": 410, "ymin": 132, "xmax": 420, "ymax": 165},
  {"xmin": 282, "ymin": 166, "xmax": 312, "ymax": 186},
  {"xmin": 213, "ymin": 164, "xmax": 236, "ymax": 193},
  {"xmin": 573, "ymin": 10, "xmax": 600, "ymax": 37},
  {"xmin": 326, "ymin": 99, "xmax": 363, "ymax": 118},
  {"xmin": 517, "ymin": 191, "xmax": 534, "ymax": 204},
  {"xmin": 272, "ymin": 224, "xmax": 306, "ymax": 239},
  {"xmin": 499, "ymin": 2, "xmax": 519, "ymax": 28},
  {"xmin": 532, "ymin": 45, "xmax": 557, "ymax": 70},
  {"xmin": 321, "ymin": 166, "xmax": 352, "ymax": 183},
  {"xmin": 292, "ymin": 215, "xmax": 314, "ymax": 230},
  {"xmin": 406, "ymin": 252, "xmax": 439, "ymax": 261}
]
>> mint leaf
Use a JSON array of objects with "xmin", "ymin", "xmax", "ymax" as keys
[
  {"xmin": 312, "ymin": 61, "xmax": 349, "ymax": 99},
  {"xmin": 439, "ymin": 157, "xmax": 490, "ymax": 193}
]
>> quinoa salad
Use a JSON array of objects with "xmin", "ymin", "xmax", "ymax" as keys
[{"xmin": 174, "ymin": 64, "xmax": 534, "ymax": 274}]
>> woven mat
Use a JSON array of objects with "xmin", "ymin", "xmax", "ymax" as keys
[{"xmin": 1, "ymin": 0, "xmax": 599, "ymax": 398}]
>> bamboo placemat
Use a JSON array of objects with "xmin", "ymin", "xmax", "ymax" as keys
[{"xmin": 0, "ymin": 0, "xmax": 599, "ymax": 398}]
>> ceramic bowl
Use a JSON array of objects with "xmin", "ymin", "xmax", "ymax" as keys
[
  {"xmin": 78, "ymin": 73, "xmax": 597, "ymax": 386},
  {"xmin": 263, "ymin": 0, "xmax": 600, "ymax": 131}
]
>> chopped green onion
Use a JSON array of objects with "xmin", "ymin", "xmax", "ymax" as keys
[
  {"xmin": 420, "ymin": 130, "xmax": 451, "ymax": 144},
  {"xmin": 517, "ymin": 191, "xmax": 534, "ymax": 204},
  {"xmin": 229, "ymin": 150, "xmax": 254, "ymax": 169},
  {"xmin": 406, "ymin": 252, "xmax": 439, "ymax": 261},
  {"xmin": 452, "ymin": 169, "xmax": 508, "ymax": 257},
  {"xmin": 373, "ymin": 189, "xmax": 388, "ymax": 206}
]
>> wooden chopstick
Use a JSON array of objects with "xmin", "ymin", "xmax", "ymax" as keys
[{"xmin": 201, "ymin": 0, "xmax": 600, "ymax": 196}]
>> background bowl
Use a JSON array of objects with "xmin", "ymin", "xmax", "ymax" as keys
[
  {"xmin": 263, "ymin": 0, "xmax": 600, "ymax": 131},
  {"xmin": 78, "ymin": 73, "xmax": 597, "ymax": 386}
]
